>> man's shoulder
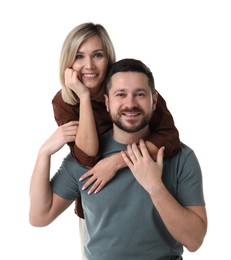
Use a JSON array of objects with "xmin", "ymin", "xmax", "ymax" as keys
[
  {"xmin": 62, "ymin": 153, "xmax": 84, "ymax": 169},
  {"xmin": 179, "ymin": 142, "xmax": 197, "ymax": 158},
  {"xmin": 179, "ymin": 142, "xmax": 194, "ymax": 154},
  {"xmin": 166, "ymin": 142, "xmax": 198, "ymax": 165},
  {"xmin": 169, "ymin": 142, "xmax": 200, "ymax": 169}
]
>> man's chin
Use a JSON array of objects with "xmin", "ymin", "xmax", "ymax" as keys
[{"xmin": 114, "ymin": 122, "xmax": 146, "ymax": 133}]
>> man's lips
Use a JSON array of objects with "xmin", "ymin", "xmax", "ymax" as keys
[
  {"xmin": 121, "ymin": 110, "xmax": 142, "ymax": 118},
  {"xmin": 122, "ymin": 112, "xmax": 141, "ymax": 116}
]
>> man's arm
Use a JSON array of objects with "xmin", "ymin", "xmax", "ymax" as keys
[
  {"xmin": 121, "ymin": 140, "xmax": 207, "ymax": 252},
  {"xmin": 29, "ymin": 121, "xmax": 78, "ymax": 227}
]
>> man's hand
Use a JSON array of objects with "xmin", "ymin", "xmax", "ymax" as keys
[{"xmin": 121, "ymin": 139, "xmax": 165, "ymax": 195}]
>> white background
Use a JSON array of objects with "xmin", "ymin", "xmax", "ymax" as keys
[{"xmin": 0, "ymin": 0, "xmax": 230, "ymax": 259}]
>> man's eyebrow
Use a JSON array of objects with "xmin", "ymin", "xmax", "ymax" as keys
[{"xmin": 112, "ymin": 89, "xmax": 126, "ymax": 94}]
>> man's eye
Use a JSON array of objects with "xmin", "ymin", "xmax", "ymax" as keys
[{"xmin": 136, "ymin": 93, "xmax": 145, "ymax": 96}]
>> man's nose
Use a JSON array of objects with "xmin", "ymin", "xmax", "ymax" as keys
[{"xmin": 125, "ymin": 95, "xmax": 137, "ymax": 108}]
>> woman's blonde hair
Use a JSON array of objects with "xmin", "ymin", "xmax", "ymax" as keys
[{"xmin": 59, "ymin": 22, "xmax": 116, "ymax": 105}]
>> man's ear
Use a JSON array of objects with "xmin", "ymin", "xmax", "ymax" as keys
[
  {"xmin": 104, "ymin": 94, "xmax": 109, "ymax": 112},
  {"xmin": 152, "ymin": 91, "xmax": 158, "ymax": 110}
]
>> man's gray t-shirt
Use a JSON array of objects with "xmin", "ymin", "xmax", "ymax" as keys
[{"xmin": 51, "ymin": 130, "xmax": 205, "ymax": 260}]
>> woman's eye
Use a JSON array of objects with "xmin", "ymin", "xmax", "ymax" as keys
[
  {"xmin": 75, "ymin": 54, "xmax": 84, "ymax": 60},
  {"xmin": 93, "ymin": 53, "xmax": 103, "ymax": 59}
]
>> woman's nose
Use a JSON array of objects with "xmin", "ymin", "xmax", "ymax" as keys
[{"xmin": 85, "ymin": 58, "xmax": 95, "ymax": 69}]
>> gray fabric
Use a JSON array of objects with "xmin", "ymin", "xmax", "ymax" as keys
[{"xmin": 51, "ymin": 130, "xmax": 205, "ymax": 260}]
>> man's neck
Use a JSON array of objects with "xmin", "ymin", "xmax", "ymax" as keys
[{"xmin": 112, "ymin": 125, "xmax": 150, "ymax": 144}]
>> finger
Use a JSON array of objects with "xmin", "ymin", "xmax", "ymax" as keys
[
  {"xmin": 88, "ymin": 179, "xmax": 102, "ymax": 194},
  {"xmin": 126, "ymin": 144, "xmax": 138, "ymax": 163},
  {"xmin": 71, "ymin": 70, "xmax": 78, "ymax": 80},
  {"xmin": 94, "ymin": 181, "xmax": 106, "ymax": 194},
  {"xmin": 66, "ymin": 126, "xmax": 78, "ymax": 135},
  {"xmin": 60, "ymin": 126, "xmax": 76, "ymax": 138},
  {"xmin": 82, "ymin": 176, "xmax": 96, "ymax": 190},
  {"xmin": 65, "ymin": 68, "xmax": 71, "ymax": 76},
  {"xmin": 130, "ymin": 142, "xmax": 143, "ymax": 159},
  {"xmin": 79, "ymin": 170, "xmax": 93, "ymax": 181},
  {"xmin": 64, "ymin": 68, "xmax": 73, "ymax": 83},
  {"xmin": 121, "ymin": 151, "xmax": 133, "ymax": 167},
  {"xmin": 156, "ymin": 146, "xmax": 165, "ymax": 166},
  {"xmin": 66, "ymin": 121, "xmax": 79, "ymax": 126},
  {"xmin": 138, "ymin": 139, "xmax": 151, "ymax": 158},
  {"xmin": 60, "ymin": 121, "xmax": 78, "ymax": 133}
]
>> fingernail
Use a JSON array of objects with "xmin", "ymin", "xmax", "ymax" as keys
[{"xmin": 88, "ymin": 190, "xmax": 92, "ymax": 195}]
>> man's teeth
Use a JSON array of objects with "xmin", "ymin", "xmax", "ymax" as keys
[{"xmin": 124, "ymin": 112, "xmax": 139, "ymax": 116}]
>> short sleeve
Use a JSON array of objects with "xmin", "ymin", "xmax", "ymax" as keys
[
  {"xmin": 176, "ymin": 149, "xmax": 205, "ymax": 206},
  {"xmin": 51, "ymin": 154, "xmax": 80, "ymax": 200}
]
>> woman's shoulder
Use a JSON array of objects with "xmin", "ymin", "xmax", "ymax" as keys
[{"xmin": 52, "ymin": 90, "xmax": 62, "ymax": 104}]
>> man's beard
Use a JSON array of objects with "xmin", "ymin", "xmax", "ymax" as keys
[{"xmin": 110, "ymin": 108, "xmax": 152, "ymax": 133}]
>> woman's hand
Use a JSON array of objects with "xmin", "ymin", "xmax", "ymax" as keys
[
  {"xmin": 79, "ymin": 154, "xmax": 122, "ymax": 194},
  {"xmin": 39, "ymin": 121, "xmax": 78, "ymax": 156},
  {"xmin": 65, "ymin": 68, "xmax": 90, "ymax": 99}
]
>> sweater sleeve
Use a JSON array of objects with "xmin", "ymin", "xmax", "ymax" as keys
[
  {"xmin": 52, "ymin": 90, "xmax": 99, "ymax": 166},
  {"xmin": 148, "ymin": 92, "xmax": 181, "ymax": 158}
]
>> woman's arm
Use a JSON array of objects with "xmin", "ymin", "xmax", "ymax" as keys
[
  {"xmin": 29, "ymin": 122, "xmax": 78, "ymax": 227},
  {"xmin": 64, "ymin": 68, "xmax": 99, "ymax": 157},
  {"xmin": 148, "ymin": 92, "xmax": 181, "ymax": 158}
]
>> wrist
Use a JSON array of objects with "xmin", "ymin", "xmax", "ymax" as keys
[
  {"xmin": 79, "ymin": 91, "xmax": 91, "ymax": 102},
  {"xmin": 113, "ymin": 152, "xmax": 126, "ymax": 170},
  {"xmin": 149, "ymin": 181, "xmax": 165, "ymax": 198}
]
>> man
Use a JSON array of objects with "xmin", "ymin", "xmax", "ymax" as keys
[{"xmin": 29, "ymin": 59, "xmax": 207, "ymax": 260}]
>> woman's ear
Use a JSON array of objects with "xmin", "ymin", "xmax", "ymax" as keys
[{"xmin": 104, "ymin": 94, "xmax": 109, "ymax": 112}]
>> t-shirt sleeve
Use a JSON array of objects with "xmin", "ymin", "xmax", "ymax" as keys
[
  {"xmin": 176, "ymin": 149, "xmax": 205, "ymax": 206},
  {"xmin": 148, "ymin": 92, "xmax": 181, "ymax": 158},
  {"xmin": 51, "ymin": 153, "xmax": 80, "ymax": 200}
]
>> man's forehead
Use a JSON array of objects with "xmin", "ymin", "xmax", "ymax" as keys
[{"xmin": 110, "ymin": 71, "xmax": 149, "ymax": 91}]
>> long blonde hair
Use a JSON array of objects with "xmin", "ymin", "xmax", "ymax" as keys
[{"xmin": 59, "ymin": 22, "xmax": 116, "ymax": 105}]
